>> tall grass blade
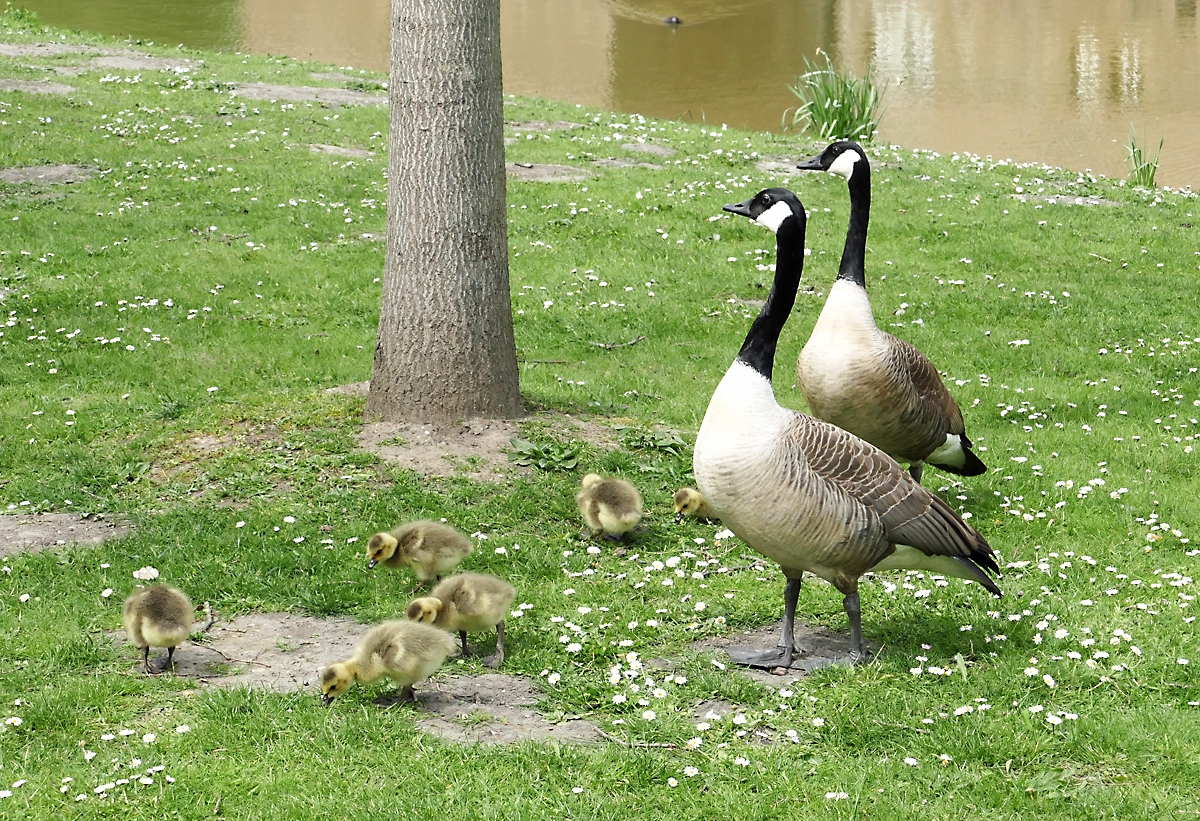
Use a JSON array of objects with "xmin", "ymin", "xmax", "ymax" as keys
[{"xmin": 782, "ymin": 50, "xmax": 888, "ymax": 142}]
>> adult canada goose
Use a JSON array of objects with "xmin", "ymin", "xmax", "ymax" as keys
[
  {"xmin": 406, "ymin": 572, "xmax": 516, "ymax": 668},
  {"xmin": 673, "ymin": 487, "xmax": 719, "ymax": 523},
  {"xmin": 576, "ymin": 473, "xmax": 643, "ymax": 541},
  {"xmin": 366, "ymin": 520, "xmax": 473, "ymax": 585},
  {"xmin": 794, "ymin": 140, "xmax": 986, "ymax": 484},
  {"xmin": 123, "ymin": 585, "xmax": 194, "ymax": 674},
  {"xmin": 694, "ymin": 187, "xmax": 1002, "ymax": 666},
  {"xmin": 320, "ymin": 620, "xmax": 457, "ymax": 706}
]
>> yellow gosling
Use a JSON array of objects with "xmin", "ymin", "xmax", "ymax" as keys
[
  {"xmin": 123, "ymin": 585, "xmax": 194, "ymax": 674},
  {"xmin": 366, "ymin": 520, "xmax": 473, "ymax": 585},
  {"xmin": 320, "ymin": 620, "xmax": 457, "ymax": 706},
  {"xmin": 406, "ymin": 572, "xmax": 516, "ymax": 668},
  {"xmin": 575, "ymin": 473, "xmax": 643, "ymax": 541}
]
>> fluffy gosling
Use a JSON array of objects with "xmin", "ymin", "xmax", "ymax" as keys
[
  {"xmin": 320, "ymin": 620, "xmax": 457, "ymax": 706},
  {"xmin": 123, "ymin": 585, "xmax": 194, "ymax": 674},
  {"xmin": 576, "ymin": 473, "xmax": 643, "ymax": 541},
  {"xmin": 673, "ymin": 487, "xmax": 718, "ymax": 523},
  {"xmin": 407, "ymin": 572, "xmax": 516, "ymax": 668},
  {"xmin": 366, "ymin": 520, "xmax": 473, "ymax": 585}
]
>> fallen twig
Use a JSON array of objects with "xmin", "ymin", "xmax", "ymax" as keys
[
  {"xmin": 588, "ymin": 335, "xmax": 646, "ymax": 350},
  {"xmin": 1089, "ymin": 252, "xmax": 1112, "ymax": 262},
  {"xmin": 197, "ymin": 645, "xmax": 271, "ymax": 668},
  {"xmin": 198, "ymin": 602, "xmax": 216, "ymax": 633},
  {"xmin": 517, "ymin": 358, "xmax": 567, "ymax": 364}
]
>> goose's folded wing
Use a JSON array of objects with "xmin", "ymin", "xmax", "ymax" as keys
[
  {"xmin": 797, "ymin": 415, "xmax": 991, "ymax": 563},
  {"xmin": 885, "ymin": 335, "xmax": 966, "ymax": 436}
]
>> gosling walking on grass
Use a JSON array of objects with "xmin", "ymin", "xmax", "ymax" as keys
[
  {"xmin": 576, "ymin": 473, "xmax": 643, "ymax": 541},
  {"xmin": 366, "ymin": 520, "xmax": 473, "ymax": 587},
  {"xmin": 123, "ymin": 585, "xmax": 194, "ymax": 674}
]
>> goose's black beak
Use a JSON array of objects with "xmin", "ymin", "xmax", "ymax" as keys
[
  {"xmin": 321, "ymin": 693, "xmax": 335, "ymax": 706},
  {"xmin": 723, "ymin": 199, "xmax": 754, "ymax": 218},
  {"xmin": 673, "ymin": 511, "xmax": 685, "ymax": 523},
  {"xmin": 795, "ymin": 154, "xmax": 825, "ymax": 171},
  {"xmin": 368, "ymin": 559, "xmax": 378, "ymax": 569}
]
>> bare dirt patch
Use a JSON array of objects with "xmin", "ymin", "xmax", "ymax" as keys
[
  {"xmin": 0, "ymin": 164, "xmax": 96, "ymax": 185},
  {"xmin": 88, "ymin": 55, "xmax": 194, "ymax": 72},
  {"xmin": 506, "ymin": 162, "xmax": 593, "ymax": 183},
  {"xmin": 157, "ymin": 612, "xmax": 602, "ymax": 745},
  {"xmin": 755, "ymin": 158, "xmax": 802, "ymax": 175},
  {"xmin": 0, "ymin": 513, "xmax": 129, "ymax": 558},
  {"xmin": 331, "ymin": 381, "xmax": 619, "ymax": 481},
  {"xmin": 0, "ymin": 78, "xmax": 74, "ymax": 94},
  {"xmin": 230, "ymin": 82, "xmax": 384, "ymax": 107}
]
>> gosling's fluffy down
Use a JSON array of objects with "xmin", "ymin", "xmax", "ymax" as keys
[
  {"xmin": 407, "ymin": 572, "xmax": 516, "ymax": 668},
  {"xmin": 123, "ymin": 585, "xmax": 194, "ymax": 674},
  {"xmin": 576, "ymin": 473, "xmax": 643, "ymax": 541},
  {"xmin": 673, "ymin": 487, "xmax": 719, "ymax": 523},
  {"xmin": 320, "ymin": 620, "xmax": 457, "ymax": 706},
  {"xmin": 366, "ymin": 520, "xmax": 473, "ymax": 584}
]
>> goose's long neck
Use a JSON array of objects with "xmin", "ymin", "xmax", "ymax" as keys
[
  {"xmin": 737, "ymin": 215, "xmax": 806, "ymax": 379},
  {"xmin": 837, "ymin": 161, "xmax": 870, "ymax": 287}
]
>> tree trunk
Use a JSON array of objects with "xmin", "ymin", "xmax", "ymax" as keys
[{"xmin": 366, "ymin": 0, "xmax": 522, "ymax": 422}]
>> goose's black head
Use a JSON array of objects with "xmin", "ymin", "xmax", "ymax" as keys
[
  {"xmin": 796, "ymin": 140, "xmax": 868, "ymax": 181},
  {"xmin": 723, "ymin": 187, "xmax": 806, "ymax": 236}
]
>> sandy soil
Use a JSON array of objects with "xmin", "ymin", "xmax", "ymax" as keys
[{"xmin": 0, "ymin": 512, "xmax": 128, "ymax": 558}]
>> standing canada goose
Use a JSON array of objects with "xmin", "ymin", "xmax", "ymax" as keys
[
  {"xmin": 320, "ymin": 620, "xmax": 457, "ymax": 706},
  {"xmin": 694, "ymin": 187, "xmax": 1002, "ymax": 666},
  {"xmin": 576, "ymin": 473, "xmax": 643, "ymax": 541},
  {"xmin": 406, "ymin": 572, "xmax": 516, "ymax": 668},
  {"xmin": 794, "ymin": 140, "xmax": 986, "ymax": 484},
  {"xmin": 673, "ymin": 487, "xmax": 719, "ymax": 523},
  {"xmin": 366, "ymin": 520, "xmax": 473, "ymax": 585},
  {"xmin": 123, "ymin": 585, "xmax": 194, "ymax": 674}
]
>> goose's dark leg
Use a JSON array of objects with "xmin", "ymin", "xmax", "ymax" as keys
[
  {"xmin": 727, "ymin": 576, "xmax": 801, "ymax": 669},
  {"xmin": 484, "ymin": 621, "xmax": 505, "ymax": 669},
  {"xmin": 141, "ymin": 645, "xmax": 152, "ymax": 674},
  {"xmin": 843, "ymin": 591, "xmax": 865, "ymax": 664},
  {"xmin": 908, "ymin": 462, "xmax": 924, "ymax": 484},
  {"xmin": 458, "ymin": 629, "xmax": 471, "ymax": 658}
]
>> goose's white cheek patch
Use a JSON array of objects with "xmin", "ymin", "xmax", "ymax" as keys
[
  {"xmin": 828, "ymin": 150, "xmax": 863, "ymax": 180},
  {"xmin": 755, "ymin": 200, "xmax": 794, "ymax": 234}
]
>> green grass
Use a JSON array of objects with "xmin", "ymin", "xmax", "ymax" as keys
[
  {"xmin": 782, "ymin": 49, "xmax": 887, "ymax": 143},
  {"xmin": 3, "ymin": 8, "xmax": 1200, "ymax": 819}
]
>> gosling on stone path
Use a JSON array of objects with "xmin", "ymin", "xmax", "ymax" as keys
[
  {"xmin": 366, "ymin": 520, "xmax": 473, "ymax": 587},
  {"xmin": 123, "ymin": 585, "xmax": 194, "ymax": 674},
  {"xmin": 407, "ymin": 572, "xmax": 517, "ymax": 668},
  {"xmin": 576, "ymin": 473, "xmax": 643, "ymax": 541},
  {"xmin": 320, "ymin": 620, "xmax": 457, "ymax": 706},
  {"xmin": 673, "ymin": 487, "xmax": 719, "ymax": 523}
]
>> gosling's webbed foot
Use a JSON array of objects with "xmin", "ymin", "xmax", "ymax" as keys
[{"xmin": 374, "ymin": 685, "xmax": 418, "ymax": 708}]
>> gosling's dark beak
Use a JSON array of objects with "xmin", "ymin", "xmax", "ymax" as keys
[
  {"xmin": 674, "ymin": 511, "xmax": 685, "ymax": 524},
  {"xmin": 723, "ymin": 199, "xmax": 754, "ymax": 218},
  {"xmin": 321, "ymin": 693, "xmax": 335, "ymax": 706},
  {"xmin": 795, "ymin": 154, "xmax": 825, "ymax": 171},
  {"xmin": 368, "ymin": 559, "xmax": 378, "ymax": 569}
]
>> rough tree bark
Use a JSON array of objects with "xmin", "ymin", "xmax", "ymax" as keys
[{"xmin": 365, "ymin": 0, "xmax": 522, "ymax": 422}]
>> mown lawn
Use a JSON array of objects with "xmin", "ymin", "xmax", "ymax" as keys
[{"xmin": 1, "ymin": 8, "xmax": 1198, "ymax": 820}]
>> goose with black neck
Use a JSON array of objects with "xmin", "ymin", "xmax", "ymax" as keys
[
  {"xmin": 794, "ymin": 140, "xmax": 986, "ymax": 485},
  {"xmin": 693, "ymin": 187, "xmax": 1002, "ymax": 667}
]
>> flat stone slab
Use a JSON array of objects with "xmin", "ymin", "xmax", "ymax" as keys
[
  {"xmin": 0, "ymin": 164, "xmax": 96, "ymax": 185},
  {"xmin": 88, "ymin": 55, "xmax": 193, "ymax": 72},
  {"xmin": 593, "ymin": 157, "xmax": 663, "ymax": 170},
  {"xmin": 508, "ymin": 120, "xmax": 585, "ymax": 132},
  {"xmin": 0, "ymin": 78, "xmax": 74, "ymax": 94},
  {"xmin": 0, "ymin": 512, "xmax": 129, "ymax": 558},
  {"xmin": 506, "ymin": 162, "xmax": 592, "ymax": 182},
  {"xmin": 691, "ymin": 620, "xmax": 877, "ymax": 684},
  {"xmin": 623, "ymin": 142, "xmax": 676, "ymax": 156},
  {"xmin": 230, "ymin": 82, "xmax": 385, "ymax": 107},
  {"xmin": 0, "ymin": 42, "xmax": 129, "ymax": 57}
]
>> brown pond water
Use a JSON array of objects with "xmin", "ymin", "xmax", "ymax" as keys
[{"xmin": 16, "ymin": 0, "xmax": 1200, "ymax": 187}]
